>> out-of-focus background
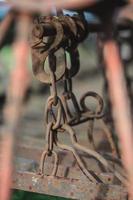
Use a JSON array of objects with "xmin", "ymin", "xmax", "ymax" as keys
[{"xmin": 0, "ymin": 2, "xmax": 133, "ymax": 200}]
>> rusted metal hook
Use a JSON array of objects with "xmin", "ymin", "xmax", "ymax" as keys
[{"xmin": 31, "ymin": 17, "xmax": 65, "ymax": 83}]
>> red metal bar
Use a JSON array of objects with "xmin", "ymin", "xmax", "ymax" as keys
[
  {"xmin": 103, "ymin": 40, "xmax": 133, "ymax": 199},
  {"xmin": 7, "ymin": 0, "xmax": 97, "ymax": 13},
  {"xmin": 0, "ymin": 14, "xmax": 31, "ymax": 200}
]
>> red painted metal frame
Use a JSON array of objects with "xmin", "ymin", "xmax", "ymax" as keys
[
  {"xmin": 0, "ymin": 14, "xmax": 31, "ymax": 200},
  {"xmin": 103, "ymin": 40, "xmax": 133, "ymax": 199},
  {"xmin": 5, "ymin": 0, "xmax": 97, "ymax": 13}
]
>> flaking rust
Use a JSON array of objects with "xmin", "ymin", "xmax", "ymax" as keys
[{"xmin": 12, "ymin": 171, "xmax": 127, "ymax": 200}]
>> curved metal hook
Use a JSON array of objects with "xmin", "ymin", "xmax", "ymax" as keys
[
  {"xmin": 31, "ymin": 17, "xmax": 65, "ymax": 83},
  {"xmin": 59, "ymin": 16, "xmax": 80, "ymax": 78},
  {"xmin": 72, "ymin": 16, "xmax": 88, "ymax": 43},
  {"xmin": 59, "ymin": 15, "xmax": 77, "ymax": 50},
  {"xmin": 80, "ymin": 91, "xmax": 104, "ymax": 118}
]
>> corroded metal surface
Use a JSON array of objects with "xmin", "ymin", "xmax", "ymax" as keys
[{"xmin": 12, "ymin": 171, "xmax": 127, "ymax": 200}]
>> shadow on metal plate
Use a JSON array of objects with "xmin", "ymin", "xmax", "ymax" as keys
[{"xmin": 11, "ymin": 190, "xmax": 70, "ymax": 200}]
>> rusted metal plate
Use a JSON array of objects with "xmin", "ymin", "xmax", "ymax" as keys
[{"xmin": 12, "ymin": 171, "xmax": 127, "ymax": 200}]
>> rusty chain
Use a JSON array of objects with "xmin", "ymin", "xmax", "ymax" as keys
[{"xmin": 31, "ymin": 14, "xmax": 126, "ymax": 185}]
